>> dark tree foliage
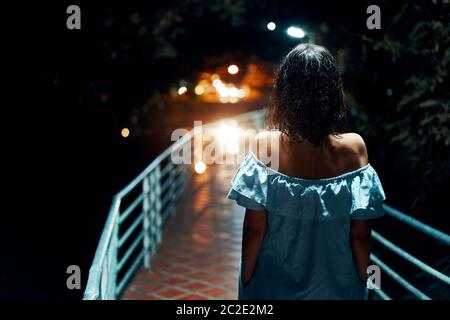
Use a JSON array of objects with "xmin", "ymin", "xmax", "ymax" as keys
[{"xmin": 343, "ymin": 0, "xmax": 449, "ymax": 208}]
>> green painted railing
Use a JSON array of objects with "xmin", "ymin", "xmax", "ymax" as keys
[
  {"xmin": 370, "ymin": 204, "xmax": 450, "ymax": 300},
  {"xmin": 83, "ymin": 109, "xmax": 265, "ymax": 299}
]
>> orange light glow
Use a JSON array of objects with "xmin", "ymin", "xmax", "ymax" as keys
[
  {"xmin": 178, "ymin": 86, "xmax": 187, "ymax": 95},
  {"xmin": 227, "ymin": 64, "xmax": 239, "ymax": 75},
  {"xmin": 194, "ymin": 161, "xmax": 207, "ymax": 174},
  {"xmin": 121, "ymin": 128, "xmax": 130, "ymax": 138},
  {"xmin": 194, "ymin": 85, "xmax": 205, "ymax": 95}
]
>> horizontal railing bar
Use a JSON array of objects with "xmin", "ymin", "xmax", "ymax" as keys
[
  {"xmin": 372, "ymin": 288, "xmax": 392, "ymax": 300},
  {"xmin": 174, "ymin": 174, "xmax": 187, "ymax": 197},
  {"xmin": 117, "ymin": 233, "xmax": 144, "ymax": 272},
  {"xmin": 174, "ymin": 184, "xmax": 184, "ymax": 201},
  {"xmin": 116, "ymin": 251, "xmax": 145, "ymax": 297},
  {"xmin": 162, "ymin": 203, "xmax": 175, "ymax": 221},
  {"xmin": 161, "ymin": 177, "xmax": 173, "ymax": 194},
  {"xmin": 372, "ymin": 231, "xmax": 450, "ymax": 285},
  {"xmin": 383, "ymin": 204, "xmax": 450, "ymax": 246},
  {"xmin": 370, "ymin": 254, "xmax": 431, "ymax": 300},
  {"xmin": 175, "ymin": 163, "xmax": 185, "ymax": 174},
  {"xmin": 115, "ymin": 133, "xmax": 192, "ymax": 199},
  {"xmin": 160, "ymin": 162, "xmax": 176, "ymax": 178},
  {"xmin": 119, "ymin": 194, "xmax": 144, "ymax": 224},
  {"xmin": 161, "ymin": 191, "xmax": 173, "ymax": 209},
  {"xmin": 118, "ymin": 215, "xmax": 144, "ymax": 248}
]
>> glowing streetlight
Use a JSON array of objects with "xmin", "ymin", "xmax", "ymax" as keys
[
  {"xmin": 194, "ymin": 161, "xmax": 207, "ymax": 174},
  {"xmin": 267, "ymin": 22, "xmax": 276, "ymax": 31},
  {"xmin": 227, "ymin": 64, "xmax": 239, "ymax": 75},
  {"xmin": 287, "ymin": 26, "xmax": 305, "ymax": 38},
  {"xmin": 195, "ymin": 85, "xmax": 205, "ymax": 95},
  {"xmin": 178, "ymin": 86, "xmax": 187, "ymax": 95},
  {"xmin": 121, "ymin": 128, "xmax": 130, "ymax": 138},
  {"xmin": 229, "ymin": 87, "xmax": 238, "ymax": 98},
  {"xmin": 213, "ymin": 79, "xmax": 223, "ymax": 88}
]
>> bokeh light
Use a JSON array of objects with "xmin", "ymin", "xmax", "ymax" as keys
[
  {"xmin": 195, "ymin": 85, "xmax": 205, "ymax": 95},
  {"xmin": 287, "ymin": 26, "xmax": 305, "ymax": 38},
  {"xmin": 194, "ymin": 161, "xmax": 207, "ymax": 174},
  {"xmin": 178, "ymin": 86, "xmax": 187, "ymax": 95},
  {"xmin": 267, "ymin": 22, "xmax": 276, "ymax": 31},
  {"xmin": 227, "ymin": 64, "xmax": 239, "ymax": 75},
  {"xmin": 121, "ymin": 128, "xmax": 130, "ymax": 138}
]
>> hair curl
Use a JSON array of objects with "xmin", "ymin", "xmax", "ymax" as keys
[{"xmin": 267, "ymin": 43, "xmax": 347, "ymax": 146}]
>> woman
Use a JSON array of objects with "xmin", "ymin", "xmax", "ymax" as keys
[{"xmin": 227, "ymin": 44, "xmax": 386, "ymax": 299}]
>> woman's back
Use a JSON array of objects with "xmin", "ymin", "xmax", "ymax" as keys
[
  {"xmin": 227, "ymin": 43, "xmax": 386, "ymax": 300},
  {"xmin": 228, "ymin": 135, "xmax": 386, "ymax": 299},
  {"xmin": 258, "ymin": 130, "xmax": 369, "ymax": 181}
]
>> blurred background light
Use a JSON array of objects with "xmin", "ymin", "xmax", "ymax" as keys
[
  {"xmin": 227, "ymin": 64, "xmax": 239, "ymax": 75},
  {"xmin": 194, "ymin": 84, "xmax": 205, "ymax": 95},
  {"xmin": 194, "ymin": 161, "xmax": 207, "ymax": 174},
  {"xmin": 121, "ymin": 128, "xmax": 130, "ymax": 138},
  {"xmin": 287, "ymin": 26, "xmax": 305, "ymax": 38},
  {"xmin": 215, "ymin": 121, "xmax": 242, "ymax": 153},
  {"xmin": 213, "ymin": 79, "xmax": 223, "ymax": 88},
  {"xmin": 267, "ymin": 22, "xmax": 276, "ymax": 31},
  {"xmin": 178, "ymin": 86, "xmax": 187, "ymax": 95}
]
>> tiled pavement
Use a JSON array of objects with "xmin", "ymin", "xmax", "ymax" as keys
[{"xmin": 122, "ymin": 164, "xmax": 244, "ymax": 300}]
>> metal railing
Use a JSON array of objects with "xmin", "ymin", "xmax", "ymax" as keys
[
  {"xmin": 84, "ymin": 107, "xmax": 449, "ymax": 300},
  {"xmin": 370, "ymin": 204, "xmax": 450, "ymax": 300},
  {"xmin": 83, "ymin": 109, "xmax": 266, "ymax": 300}
]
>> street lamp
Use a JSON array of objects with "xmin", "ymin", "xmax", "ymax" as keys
[
  {"xmin": 267, "ymin": 22, "xmax": 276, "ymax": 31},
  {"xmin": 287, "ymin": 26, "xmax": 305, "ymax": 38}
]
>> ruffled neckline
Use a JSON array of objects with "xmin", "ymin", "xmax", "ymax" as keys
[{"xmin": 247, "ymin": 151, "xmax": 372, "ymax": 185}]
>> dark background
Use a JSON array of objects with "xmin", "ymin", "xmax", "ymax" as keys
[{"xmin": 1, "ymin": 0, "xmax": 448, "ymax": 299}]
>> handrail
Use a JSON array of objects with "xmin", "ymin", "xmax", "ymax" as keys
[
  {"xmin": 371, "ymin": 254, "xmax": 432, "ymax": 300},
  {"xmin": 383, "ymin": 204, "xmax": 450, "ymax": 246},
  {"xmin": 83, "ymin": 108, "xmax": 266, "ymax": 300},
  {"xmin": 372, "ymin": 231, "xmax": 450, "ymax": 285},
  {"xmin": 84, "ymin": 197, "xmax": 121, "ymax": 299},
  {"xmin": 370, "ymin": 204, "xmax": 450, "ymax": 300},
  {"xmin": 84, "ymin": 107, "xmax": 449, "ymax": 300}
]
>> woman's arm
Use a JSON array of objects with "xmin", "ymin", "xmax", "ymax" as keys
[
  {"xmin": 241, "ymin": 209, "xmax": 267, "ymax": 286},
  {"xmin": 350, "ymin": 220, "xmax": 371, "ymax": 282}
]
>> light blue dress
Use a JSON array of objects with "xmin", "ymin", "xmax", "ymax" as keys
[{"xmin": 227, "ymin": 151, "xmax": 386, "ymax": 300}]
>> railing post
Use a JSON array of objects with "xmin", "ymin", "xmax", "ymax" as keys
[
  {"xmin": 175, "ymin": 164, "xmax": 186, "ymax": 200},
  {"xmin": 169, "ymin": 161, "xmax": 177, "ymax": 217},
  {"xmin": 142, "ymin": 175, "xmax": 151, "ymax": 268},
  {"xmin": 154, "ymin": 166, "xmax": 162, "ymax": 243},
  {"xmin": 110, "ymin": 223, "xmax": 119, "ymax": 299}
]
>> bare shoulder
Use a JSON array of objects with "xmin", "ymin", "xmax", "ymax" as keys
[{"xmin": 331, "ymin": 133, "xmax": 369, "ymax": 168}]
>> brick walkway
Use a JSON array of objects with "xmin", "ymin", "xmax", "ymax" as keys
[{"xmin": 122, "ymin": 164, "xmax": 244, "ymax": 300}]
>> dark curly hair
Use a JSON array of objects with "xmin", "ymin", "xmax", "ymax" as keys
[{"xmin": 267, "ymin": 43, "xmax": 347, "ymax": 146}]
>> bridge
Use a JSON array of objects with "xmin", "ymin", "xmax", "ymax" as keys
[{"xmin": 83, "ymin": 109, "xmax": 450, "ymax": 300}]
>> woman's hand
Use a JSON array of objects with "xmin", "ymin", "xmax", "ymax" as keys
[
  {"xmin": 241, "ymin": 209, "xmax": 267, "ymax": 286},
  {"xmin": 350, "ymin": 219, "xmax": 371, "ymax": 283}
]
